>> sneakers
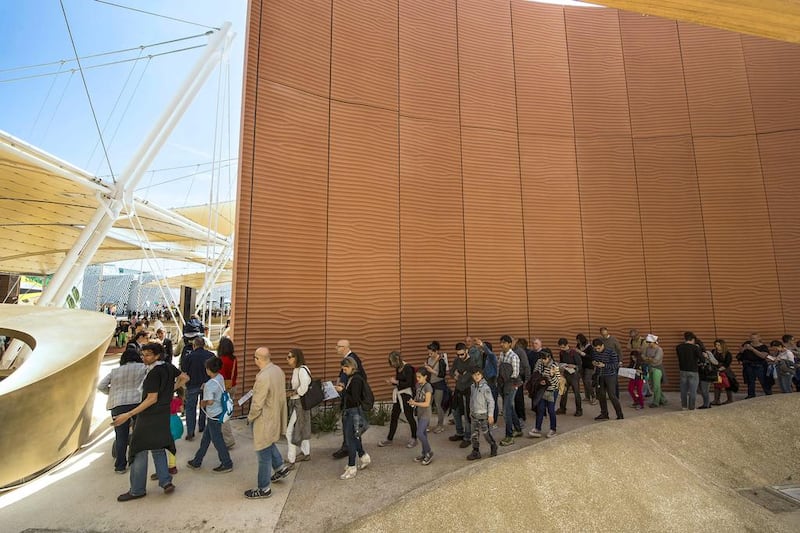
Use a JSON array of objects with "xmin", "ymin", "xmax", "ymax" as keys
[
  {"xmin": 499, "ymin": 437, "xmax": 514, "ymax": 446},
  {"xmin": 271, "ymin": 465, "xmax": 291, "ymax": 482},
  {"xmin": 117, "ymin": 491, "xmax": 145, "ymax": 502},
  {"xmin": 490, "ymin": 444, "xmax": 498, "ymax": 457},
  {"xmin": 414, "ymin": 454, "xmax": 425, "ymax": 462},
  {"xmin": 340, "ymin": 466, "xmax": 358, "ymax": 480},
  {"xmin": 512, "ymin": 430, "xmax": 523, "ymax": 438},
  {"xmin": 377, "ymin": 439, "xmax": 393, "ymax": 447},
  {"xmin": 332, "ymin": 448, "xmax": 349, "ymax": 459},
  {"xmin": 244, "ymin": 487, "xmax": 272, "ymax": 499},
  {"xmin": 358, "ymin": 453, "xmax": 371, "ymax": 470},
  {"xmin": 635, "ymin": 405, "xmax": 643, "ymax": 410},
  {"xmin": 186, "ymin": 460, "xmax": 201, "ymax": 469},
  {"xmin": 114, "ymin": 468, "xmax": 127, "ymax": 475},
  {"xmin": 433, "ymin": 426, "xmax": 445, "ymax": 434},
  {"xmin": 448, "ymin": 434, "xmax": 463, "ymax": 442},
  {"xmin": 546, "ymin": 430, "xmax": 557, "ymax": 438},
  {"xmin": 421, "ymin": 452, "xmax": 433, "ymax": 466},
  {"xmin": 163, "ymin": 483, "xmax": 175, "ymax": 494},
  {"xmin": 459, "ymin": 440, "xmax": 471, "ymax": 448},
  {"xmin": 528, "ymin": 429, "xmax": 542, "ymax": 438},
  {"xmin": 213, "ymin": 464, "xmax": 233, "ymax": 473},
  {"xmin": 295, "ymin": 452, "xmax": 311, "ymax": 462},
  {"xmin": 185, "ymin": 434, "xmax": 195, "ymax": 441},
  {"xmin": 594, "ymin": 414, "xmax": 609, "ymax": 420},
  {"xmin": 406, "ymin": 439, "xmax": 417, "ymax": 448},
  {"xmin": 466, "ymin": 450, "xmax": 482, "ymax": 461}
]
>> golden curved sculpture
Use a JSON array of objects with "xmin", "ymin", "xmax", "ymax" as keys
[{"xmin": 0, "ymin": 304, "xmax": 115, "ymax": 487}]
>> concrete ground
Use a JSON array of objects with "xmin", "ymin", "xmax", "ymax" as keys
[{"xmin": 1, "ymin": 383, "xmax": 798, "ymax": 532}]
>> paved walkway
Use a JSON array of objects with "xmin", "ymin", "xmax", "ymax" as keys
[{"xmin": 0, "ymin": 387, "xmax": 776, "ymax": 532}]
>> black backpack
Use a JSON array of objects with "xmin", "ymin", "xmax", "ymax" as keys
[{"xmin": 361, "ymin": 379, "xmax": 375, "ymax": 412}]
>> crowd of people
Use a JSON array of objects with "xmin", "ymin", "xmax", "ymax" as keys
[{"xmin": 97, "ymin": 322, "xmax": 799, "ymax": 501}]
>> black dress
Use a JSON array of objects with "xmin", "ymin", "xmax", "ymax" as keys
[{"xmin": 128, "ymin": 363, "xmax": 180, "ymax": 463}]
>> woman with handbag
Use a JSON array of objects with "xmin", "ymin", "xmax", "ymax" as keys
[
  {"xmin": 285, "ymin": 348, "xmax": 312, "ymax": 467},
  {"xmin": 712, "ymin": 339, "xmax": 734, "ymax": 405}
]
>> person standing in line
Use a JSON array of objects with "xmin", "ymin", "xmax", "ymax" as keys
[
  {"xmin": 217, "ymin": 336, "xmax": 237, "ymax": 449},
  {"xmin": 629, "ymin": 329, "xmax": 646, "ymax": 355},
  {"xmin": 332, "ymin": 339, "xmax": 366, "ymax": 459},
  {"xmin": 711, "ymin": 339, "xmax": 735, "ymax": 405},
  {"xmin": 97, "ymin": 351, "xmax": 147, "ymax": 474},
  {"xmin": 600, "ymin": 327, "xmax": 623, "ymax": 358},
  {"xmin": 335, "ymin": 357, "xmax": 371, "ymax": 480},
  {"xmin": 736, "ymin": 333, "xmax": 773, "ymax": 398},
  {"xmin": 466, "ymin": 366, "xmax": 497, "ymax": 460},
  {"xmin": 591, "ymin": 338, "xmax": 624, "ymax": 421},
  {"xmin": 114, "ymin": 343, "xmax": 188, "ymax": 501},
  {"xmin": 627, "ymin": 351, "xmax": 646, "ymax": 410},
  {"xmin": 642, "ymin": 334, "xmax": 667, "ymax": 408},
  {"xmin": 448, "ymin": 344, "xmax": 473, "ymax": 449},
  {"xmin": 575, "ymin": 333, "xmax": 596, "ymax": 405},
  {"xmin": 408, "ymin": 367, "xmax": 434, "ymax": 465},
  {"xmin": 186, "ymin": 356, "xmax": 234, "ymax": 473},
  {"xmin": 181, "ymin": 337, "xmax": 215, "ymax": 440},
  {"xmin": 378, "ymin": 351, "xmax": 417, "ymax": 449},
  {"xmin": 770, "ymin": 340, "xmax": 796, "ymax": 394},
  {"xmin": 676, "ymin": 332, "xmax": 702, "ymax": 410},
  {"xmin": 556, "ymin": 338, "xmax": 583, "ymax": 416},
  {"xmin": 155, "ymin": 328, "xmax": 173, "ymax": 364},
  {"xmin": 498, "ymin": 335, "xmax": 522, "ymax": 446},
  {"xmin": 529, "ymin": 351, "xmax": 561, "ymax": 438},
  {"xmin": 423, "ymin": 341, "xmax": 448, "ymax": 434},
  {"xmin": 285, "ymin": 348, "xmax": 312, "ymax": 467},
  {"xmin": 244, "ymin": 347, "xmax": 290, "ymax": 499}
]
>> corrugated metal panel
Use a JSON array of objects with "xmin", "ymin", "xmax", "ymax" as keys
[
  {"xmin": 742, "ymin": 36, "xmax": 800, "ymax": 134},
  {"xmin": 679, "ymin": 22, "xmax": 754, "ymax": 136},
  {"xmin": 758, "ymin": 131, "xmax": 800, "ymax": 331},
  {"xmin": 566, "ymin": 7, "xmax": 631, "ymax": 137},
  {"xmin": 693, "ymin": 135, "xmax": 784, "ymax": 341},
  {"xmin": 331, "ymin": 0, "xmax": 398, "ymax": 110},
  {"xmin": 399, "ymin": 0, "xmax": 459, "ymax": 122},
  {"xmin": 457, "ymin": 0, "xmax": 517, "ymax": 132},
  {"xmin": 399, "ymin": 118, "xmax": 467, "ymax": 361},
  {"xmin": 326, "ymin": 102, "xmax": 400, "ymax": 398},
  {"xmin": 620, "ymin": 12, "xmax": 691, "ymax": 138}
]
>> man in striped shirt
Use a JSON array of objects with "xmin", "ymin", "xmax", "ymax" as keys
[
  {"xmin": 591, "ymin": 338, "xmax": 624, "ymax": 421},
  {"xmin": 498, "ymin": 335, "xmax": 522, "ymax": 446}
]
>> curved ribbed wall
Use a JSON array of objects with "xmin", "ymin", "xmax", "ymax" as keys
[{"xmin": 233, "ymin": 0, "xmax": 800, "ymax": 397}]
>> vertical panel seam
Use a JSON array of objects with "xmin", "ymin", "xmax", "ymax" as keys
[
  {"xmin": 617, "ymin": 10, "xmax": 653, "ymax": 334},
  {"xmin": 508, "ymin": 0, "xmax": 533, "ymax": 341},
  {"xmin": 454, "ymin": 0, "xmax": 469, "ymax": 335},
  {"xmin": 241, "ymin": 0, "xmax": 265, "ymax": 399},
  {"xmin": 739, "ymin": 34, "xmax": 787, "ymax": 333},
  {"xmin": 323, "ymin": 0, "xmax": 335, "ymax": 372},
  {"xmin": 676, "ymin": 22, "xmax": 718, "ymax": 339},
  {"xmin": 562, "ymin": 8, "xmax": 592, "ymax": 334},
  {"xmin": 397, "ymin": 0, "xmax": 403, "ymax": 349}
]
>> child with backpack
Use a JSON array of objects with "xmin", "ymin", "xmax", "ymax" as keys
[
  {"xmin": 186, "ymin": 356, "xmax": 234, "ymax": 473},
  {"xmin": 335, "ymin": 356, "xmax": 372, "ymax": 480},
  {"xmin": 408, "ymin": 367, "xmax": 434, "ymax": 465}
]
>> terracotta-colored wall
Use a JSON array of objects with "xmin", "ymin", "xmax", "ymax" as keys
[{"xmin": 233, "ymin": 0, "xmax": 800, "ymax": 397}]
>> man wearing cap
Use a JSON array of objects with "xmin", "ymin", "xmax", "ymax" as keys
[{"xmin": 642, "ymin": 334, "xmax": 666, "ymax": 407}]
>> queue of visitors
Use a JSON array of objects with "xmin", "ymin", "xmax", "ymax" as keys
[{"xmin": 101, "ymin": 324, "xmax": 799, "ymax": 501}]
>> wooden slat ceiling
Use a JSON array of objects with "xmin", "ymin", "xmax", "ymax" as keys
[
  {"xmin": 593, "ymin": 0, "xmax": 800, "ymax": 44},
  {"xmin": 0, "ymin": 130, "xmax": 231, "ymax": 275}
]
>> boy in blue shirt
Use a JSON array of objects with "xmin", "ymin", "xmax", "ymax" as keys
[{"xmin": 187, "ymin": 356, "xmax": 233, "ymax": 472}]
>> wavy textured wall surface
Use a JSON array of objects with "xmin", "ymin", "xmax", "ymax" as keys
[{"xmin": 234, "ymin": 0, "xmax": 800, "ymax": 397}]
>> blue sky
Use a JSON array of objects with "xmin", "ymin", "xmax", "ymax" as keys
[{"xmin": 0, "ymin": 0, "xmax": 247, "ymax": 209}]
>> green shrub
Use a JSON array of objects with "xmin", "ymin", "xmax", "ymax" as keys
[
  {"xmin": 367, "ymin": 402, "xmax": 391, "ymax": 426},
  {"xmin": 311, "ymin": 405, "xmax": 340, "ymax": 433}
]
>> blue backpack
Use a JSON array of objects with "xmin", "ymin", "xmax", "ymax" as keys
[{"xmin": 204, "ymin": 379, "xmax": 234, "ymax": 423}]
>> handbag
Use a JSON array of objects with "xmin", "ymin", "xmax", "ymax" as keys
[{"xmin": 300, "ymin": 367, "xmax": 324, "ymax": 410}]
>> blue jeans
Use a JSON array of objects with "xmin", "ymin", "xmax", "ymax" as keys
[
  {"xmin": 111, "ymin": 403, "xmax": 137, "ymax": 471},
  {"xmin": 743, "ymin": 363, "xmax": 772, "ymax": 397},
  {"xmin": 416, "ymin": 417, "xmax": 431, "ymax": 455},
  {"xmin": 679, "ymin": 371, "xmax": 699, "ymax": 409},
  {"xmin": 185, "ymin": 387, "xmax": 206, "ymax": 436},
  {"xmin": 191, "ymin": 418, "xmax": 232, "ymax": 468},
  {"xmin": 129, "ymin": 448, "xmax": 170, "ymax": 496},
  {"xmin": 503, "ymin": 388, "xmax": 520, "ymax": 437},
  {"xmin": 343, "ymin": 407, "xmax": 366, "ymax": 467},
  {"xmin": 256, "ymin": 443, "xmax": 284, "ymax": 490},
  {"xmin": 535, "ymin": 391, "xmax": 558, "ymax": 432},
  {"xmin": 453, "ymin": 391, "xmax": 471, "ymax": 441}
]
